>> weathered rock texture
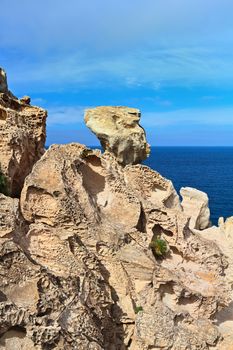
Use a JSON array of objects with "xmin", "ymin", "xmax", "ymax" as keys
[
  {"xmin": 84, "ymin": 106, "xmax": 150, "ymax": 165},
  {"xmin": 181, "ymin": 187, "xmax": 211, "ymax": 230},
  {"xmin": 0, "ymin": 140, "xmax": 233, "ymax": 349},
  {"xmin": 0, "ymin": 74, "xmax": 233, "ymax": 349},
  {"xmin": 0, "ymin": 68, "xmax": 47, "ymax": 197}
]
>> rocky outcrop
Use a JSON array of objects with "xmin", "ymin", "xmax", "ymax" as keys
[
  {"xmin": 181, "ymin": 187, "xmax": 211, "ymax": 230},
  {"xmin": 0, "ymin": 68, "xmax": 47, "ymax": 197},
  {"xmin": 0, "ymin": 143, "xmax": 228, "ymax": 349},
  {"xmin": 1, "ymin": 70, "xmax": 233, "ymax": 349},
  {"xmin": 196, "ymin": 217, "xmax": 233, "ymax": 349},
  {"xmin": 84, "ymin": 106, "xmax": 150, "ymax": 165}
]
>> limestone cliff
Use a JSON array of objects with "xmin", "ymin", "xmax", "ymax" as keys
[
  {"xmin": 0, "ymin": 71, "xmax": 233, "ymax": 349},
  {"xmin": 0, "ymin": 68, "xmax": 47, "ymax": 197}
]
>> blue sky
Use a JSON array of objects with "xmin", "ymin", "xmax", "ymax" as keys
[{"xmin": 1, "ymin": 0, "xmax": 233, "ymax": 146}]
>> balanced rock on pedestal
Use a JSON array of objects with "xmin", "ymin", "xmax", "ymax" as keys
[{"xmin": 84, "ymin": 106, "xmax": 150, "ymax": 166}]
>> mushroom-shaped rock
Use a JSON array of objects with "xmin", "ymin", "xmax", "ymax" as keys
[
  {"xmin": 0, "ymin": 68, "xmax": 8, "ymax": 93},
  {"xmin": 84, "ymin": 106, "xmax": 150, "ymax": 165}
]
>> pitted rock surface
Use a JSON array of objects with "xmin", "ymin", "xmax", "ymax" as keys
[
  {"xmin": 0, "ymin": 70, "xmax": 233, "ymax": 348},
  {"xmin": 0, "ymin": 143, "xmax": 230, "ymax": 349},
  {"xmin": 0, "ymin": 69, "xmax": 47, "ymax": 196}
]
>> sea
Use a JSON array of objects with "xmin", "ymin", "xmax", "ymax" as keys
[{"xmin": 144, "ymin": 147, "xmax": 233, "ymax": 226}]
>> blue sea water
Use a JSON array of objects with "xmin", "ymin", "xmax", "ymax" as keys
[{"xmin": 144, "ymin": 147, "xmax": 233, "ymax": 225}]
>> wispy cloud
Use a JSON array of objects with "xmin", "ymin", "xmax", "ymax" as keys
[
  {"xmin": 46, "ymin": 104, "xmax": 233, "ymax": 128},
  {"xmin": 3, "ymin": 46, "xmax": 233, "ymax": 94},
  {"xmin": 47, "ymin": 106, "xmax": 87, "ymax": 126},
  {"xmin": 1, "ymin": 0, "xmax": 233, "ymax": 146},
  {"xmin": 143, "ymin": 107, "xmax": 233, "ymax": 127},
  {"xmin": 1, "ymin": 0, "xmax": 233, "ymax": 93}
]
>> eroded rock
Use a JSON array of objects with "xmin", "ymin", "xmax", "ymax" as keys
[
  {"xmin": 198, "ymin": 217, "xmax": 233, "ymax": 349},
  {"xmin": 0, "ymin": 68, "xmax": 47, "ymax": 197},
  {"xmin": 17, "ymin": 143, "xmax": 232, "ymax": 348},
  {"xmin": 0, "ymin": 75, "xmax": 232, "ymax": 349},
  {"xmin": 84, "ymin": 106, "xmax": 150, "ymax": 165},
  {"xmin": 181, "ymin": 187, "xmax": 211, "ymax": 230}
]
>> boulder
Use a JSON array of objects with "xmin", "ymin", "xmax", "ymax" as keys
[
  {"xmin": 180, "ymin": 187, "xmax": 211, "ymax": 230},
  {"xmin": 84, "ymin": 106, "xmax": 150, "ymax": 165}
]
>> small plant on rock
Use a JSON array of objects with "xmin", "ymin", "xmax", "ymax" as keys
[
  {"xmin": 135, "ymin": 306, "xmax": 143, "ymax": 314},
  {"xmin": 149, "ymin": 237, "xmax": 167, "ymax": 257}
]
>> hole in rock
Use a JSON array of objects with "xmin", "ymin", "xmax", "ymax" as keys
[
  {"xmin": 169, "ymin": 246, "xmax": 183, "ymax": 257},
  {"xmin": 0, "ymin": 107, "xmax": 7, "ymax": 121},
  {"xmin": 0, "ymin": 290, "xmax": 7, "ymax": 301},
  {"xmin": 214, "ymin": 301, "xmax": 233, "ymax": 325},
  {"xmin": 0, "ymin": 326, "xmax": 27, "ymax": 347},
  {"xmin": 159, "ymin": 282, "xmax": 177, "ymax": 311},
  {"xmin": 79, "ymin": 161, "xmax": 105, "ymax": 197},
  {"xmin": 159, "ymin": 282, "xmax": 175, "ymax": 298},
  {"xmin": 152, "ymin": 184, "xmax": 166, "ymax": 192},
  {"xmin": 152, "ymin": 224, "xmax": 173, "ymax": 238},
  {"xmin": 136, "ymin": 206, "xmax": 147, "ymax": 233},
  {"xmin": 164, "ymin": 193, "xmax": 179, "ymax": 209},
  {"xmin": 178, "ymin": 295, "xmax": 199, "ymax": 306},
  {"xmin": 174, "ymin": 314, "xmax": 186, "ymax": 326}
]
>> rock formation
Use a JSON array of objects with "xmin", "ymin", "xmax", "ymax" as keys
[
  {"xmin": 0, "ymin": 68, "xmax": 47, "ymax": 197},
  {"xmin": 0, "ymin": 69, "xmax": 8, "ymax": 93},
  {"xmin": 1, "ymin": 69, "xmax": 233, "ymax": 349},
  {"xmin": 84, "ymin": 106, "xmax": 150, "ymax": 165},
  {"xmin": 181, "ymin": 187, "xmax": 211, "ymax": 230}
]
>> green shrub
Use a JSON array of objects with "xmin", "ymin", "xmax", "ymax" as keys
[
  {"xmin": 149, "ymin": 237, "xmax": 167, "ymax": 257},
  {"xmin": 0, "ymin": 166, "xmax": 8, "ymax": 195},
  {"xmin": 135, "ymin": 306, "xmax": 143, "ymax": 314}
]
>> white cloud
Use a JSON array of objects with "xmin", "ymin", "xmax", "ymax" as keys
[
  {"xmin": 46, "ymin": 104, "xmax": 233, "ymax": 130},
  {"xmin": 47, "ymin": 106, "xmax": 87, "ymax": 126},
  {"xmin": 1, "ymin": 0, "xmax": 233, "ymax": 92},
  {"xmin": 4, "ymin": 46, "xmax": 233, "ymax": 94},
  {"xmin": 142, "ymin": 107, "xmax": 233, "ymax": 127}
]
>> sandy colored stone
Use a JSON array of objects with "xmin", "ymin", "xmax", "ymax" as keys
[
  {"xmin": 0, "ymin": 194, "xmax": 20, "ymax": 238},
  {"xmin": 18, "ymin": 143, "xmax": 232, "ymax": 349},
  {"xmin": 181, "ymin": 186, "xmax": 211, "ymax": 229},
  {"xmin": 0, "ymin": 70, "xmax": 47, "ymax": 197},
  {"xmin": 84, "ymin": 106, "xmax": 150, "ymax": 165},
  {"xmin": 0, "ymin": 75, "xmax": 233, "ymax": 349},
  {"xmin": 198, "ymin": 217, "xmax": 233, "ymax": 349},
  {"xmin": 0, "ymin": 329, "xmax": 38, "ymax": 350}
]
